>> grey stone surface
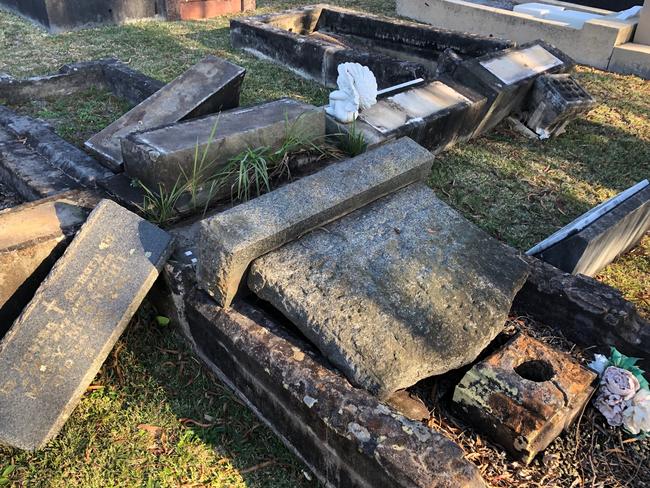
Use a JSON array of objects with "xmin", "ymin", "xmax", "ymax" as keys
[
  {"xmin": 0, "ymin": 190, "xmax": 100, "ymax": 331},
  {"xmin": 534, "ymin": 185, "xmax": 649, "ymax": 277},
  {"xmin": 85, "ymin": 56, "xmax": 245, "ymax": 171},
  {"xmin": 197, "ymin": 137, "xmax": 434, "ymax": 307},
  {"xmin": 122, "ymin": 98, "xmax": 324, "ymax": 190},
  {"xmin": 248, "ymin": 183, "xmax": 529, "ymax": 398},
  {"xmin": 0, "ymin": 199, "xmax": 173, "ymax": 450}
]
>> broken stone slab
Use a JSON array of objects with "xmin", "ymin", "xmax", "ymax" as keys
[
  {"xmin": 0, "ymin": 105, "xmax": 112, "ymax": 187},
  {"xmin": 513, "ymin": 255, "xmax": 650, "ymax": 372},
  {"xmin": 248, "ymin": 183, "xmax": 530, "ymax": 398},
  {"xmin": 0, "ymin": 190, "xmax": 100, "ymax": 332},
  {"xmin": 197, "ymin": 137, "xmax": 434, "ymax": 308},
  {"xmin": 452, "ymin": 333, "xmax": 597, "ymax": 464},
  {"xmin": 529, "ymin": 182, "xmax": 650, "ymax": 277},
  {"xmin": 152, "ymin": 260, "xmax": 487, "ymax": 487},
  {"xmin": 122, "ymin": 98, "xmax": 324, "ymax": 191},
  {"xmin": 453, "ymin": 41, "xmax": 574, "ymax": 136},
  {"xmin": 0, "ymin": 140, "xmax": 80, "ymax": 201},
  {"xmin": 0, "ymin": 199, "xmax": 173, "ymax": 450},
  {"xmin": 85, "ymin": 56, "xmax": 245, "ymax": 171}
]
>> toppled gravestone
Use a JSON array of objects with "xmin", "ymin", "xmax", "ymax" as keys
[
  {"xmin": 0, "ymin": 199, "xmax": 173, "ymax": 450},
  {"xmin": 197, "ymin": 137, "xmax": 433, "ymax": 307},
  {"xmin": 0, "ymin": 190, "xmax": 100, "ymax": 329},
  {"xmin": 85, "ymin": 56, "xmax": 245, "ymax": 171},
  {"xmin": 122, "ymin": 98, "xmax": 324, "ymax": 191},
  {"xmin": 248, "ymin": 183, "xmax": 530, "ymax": 398}
]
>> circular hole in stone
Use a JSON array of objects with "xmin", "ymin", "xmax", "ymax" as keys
[{"xmin": 514, "ymin": 359, "xmax": 555, "ymax": 382}]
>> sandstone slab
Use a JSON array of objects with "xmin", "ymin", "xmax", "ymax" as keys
[
  {"xmin": 197, "ymin": 137, "xmax": 434, "ymax": 307},
  {"xmin": 0, "ymin": 199, "xmax": 173, "ymax": 450},
  {"xmin": 122, "ymin": 98, "xmax": 324, "ymax": 190},
  {"xmin": 248, "ymin": 183, "xmax": 530, "ymax": 398},
  {"xmin": 85, "ymin": 56, "xmax": 245, "ymax": 171}
]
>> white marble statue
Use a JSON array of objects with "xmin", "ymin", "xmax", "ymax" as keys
[{"xmin": 325, "ymin": 63, "xmax": 378, "ymax": 123}]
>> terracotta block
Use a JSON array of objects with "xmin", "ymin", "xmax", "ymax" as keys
[
  {"xmin": 453, "ymin": 334, "xmax": 597, "ymax": 464},
  {"xmin": 177, "ymin": 0, "xmax": 254, "ymax": 20}
]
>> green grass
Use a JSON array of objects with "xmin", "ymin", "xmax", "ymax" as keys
[{"xmin": 0, "ymin": 0, "xmax": 648, "ymax": 485}]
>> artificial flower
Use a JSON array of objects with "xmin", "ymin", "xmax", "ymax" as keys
[
  {"xmin": 601, "ymin": 366, "xmax": 640, "ymax": 401},
  {"xmin": 588, "ymin": 354, "xmax": 609, "ymax": 375},
  {"xmin": 622, "ymin": 388, "xmax": 650, "ymax": 435}
]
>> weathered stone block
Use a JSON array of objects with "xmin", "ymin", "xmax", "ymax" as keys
[
  {"xmin": 122, "ymin": 99, "xmax": 324, "ymax": 190},
  {"xmin": 0, "ymin": 199, "xmax": 173, "ymax": 450},
  {"xmin": 197, "ymin": 137, "xmax": 434, "ymax": 308},
  {"xmin": 453, "ymin": 41, "xmax": 574, "ymax": 135},
  {"xmin": 513, "ymin": 255, "xmax": 650, "ymax": 371},
  {"xmin": 85, "ymin": 56, "xmax": 245, "ymax": 171},
  {"xmin": 0, "ymin": 191, "xmax": 100, "ymax": 331},
  {"xmin": 452, "ymin": 334, "xmax": 597, "ymax": 464},
  {"xmin": 153, "ymin": 260, "xmax": 486, "ymax": 487},
  {"xmin": 166, "ymin": 0, "xmax": 255, "ymax": 20},
  {"xmin": 533, "ymin": 185, "xmax": 650, "ymax": 277},
  {"xmin": 248, "ymin": 183, "xmax": 529, "ymax": 398}
]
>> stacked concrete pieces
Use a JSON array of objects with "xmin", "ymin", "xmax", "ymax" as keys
[
  {"xmin": 453, "ymin": 334, "xmax": 597, "ymax": 464},
  {"xmin": 197, "ymin": 137, "xmax": 433, "ymax": 307},
  {"xmin": 0, "ymin": 200, "xmax": 173, "ymax": 450},
  {"xmin": 248, "ymin": 183, "xmax": 529, "ymax": 398},
  {"xmin": 85, "ymin": 56, "xmax": 245, "ymax": 171},
  {"xmin": 0, "ymin": 191, "xmax": 100, "ymax": 329},
  {"xmin": 452, "ymin": 41, "xmax": 574, "ymax": 136},
  {"xmin": 122, "ymin": 99, "xmax": 324, "ymax": 191}
]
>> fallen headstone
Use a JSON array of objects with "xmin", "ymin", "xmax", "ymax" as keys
[
  {"xmin": 0, "ymin": 199, "xmax": 173, "ymax": 450},
  {"xmin": 0, "ymin": 190, "xmax": 100, "ymax": 330},
  {"xmin": 248, "ymin": 183, "xmax": 529, "ymax": 398},
  {"xmin": 85, "ymin": 56, "xmax": 245, "ymax": 171},
  {"xmin": 197, "ymin": 137, "xmax": 433, "ymax": 307},
  {"xmin": 453, "ymin": 334, "xmax": 596, "ymax": 464},
  {"xmin": 122, "ymin": 99, "xmax": 324, "ymax": 191},
  {"xmin": 528, "ymin": 180, "xmax": 650, "ymax": 276}
]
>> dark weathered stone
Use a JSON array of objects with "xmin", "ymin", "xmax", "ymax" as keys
[
  {"xmin": 0, "ymin": 0, "xmax": 166, "ymax": 33},
  {"xmin": 99, "ymin": 59, "xmax": 164, "ymax": 106},
  {"xmin": 358, "ymin": 78, "xmax": 486, "ymax": 151},
  {"xmin": 453, "ymin": 41, "xmax": 574, "ymax": 136},
  {"xmin": 0, "ymin": 191, "xmax": 100, "ymax": 331},
  {"xmin": 0, "ymin": 141, "xmax": 79, "ymax": 200},
  {"xmin": 0, "ymin": 199, "xmax": 173, "ymax": 450},
  {"xmin": 0, "ymin": 106, "xmax": 112, "ymax": 186},
  {"xmin": 522, "ymin": 74, "xmax": 596, "ymax": 138},
  {"xmin": 249, "ymin": 183, "xmax": 530, "ymax": 398},
  {"xmin": 85, "ymin": 56, "xmax": 245, "ymax": 171},
  {"xmin": 197, "ymin": 138, "xmax": 434, "ymax": 308},
  {"xmin": 385, "ymin": 390, "xmax": 431, "ymax": 422},
  {"xmin": 97, "ymin": 173, "xmax": 147, "ymax": 213},
  {"xmin": 453, "ymin": 334, "xmax": 597, "ymax": 464},
  {"xmin": 122, "ymin": 99, "xmax": 324, "ymax": 190},
  {"xmin": 231, "ymin": 4, "xmax": 511, "ymax": 88},
  {"xmin": 513, "ymin": 256, "xmax": 650, "ymax": 371},
  {"xmin": 153, "ymin": 260, "xmax": 486, "ymax": 487},
  {"xmin": 533, "ymin": 185, "xmax": 649, "ymax": 276}
]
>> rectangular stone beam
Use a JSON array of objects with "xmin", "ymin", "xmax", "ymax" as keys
[
  {"xmin": 0, "ymin": 199, "xmax": 173, "ymax": 450},
  {"xmin": 85, "ymin": 56, "xmax": 245, "ymax": 172},
  {"xmin": 196, "ymin": 137, "xmax": 434, "ymax": 307},
  {"xmin": 122, "ymin": 99, "xmax": 324, "ymax": 191},
  {"xmin": 0, "ymin": 191, "xmax": 100, "ymax": 331}
]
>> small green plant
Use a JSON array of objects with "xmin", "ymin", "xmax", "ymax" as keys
[
  {"xmin": 137, "ymin": 179, "xmax": 186, "ymax": 226},
  {"xmin": 0, "ymin": 465, "xmax": 15, "ymax": 486},
  {"xmin": 336, "ymin": 122, "xmax": 368, "ymax": 157}
]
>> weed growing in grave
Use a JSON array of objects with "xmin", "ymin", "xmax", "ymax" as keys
[
  {"xmin": 137, "ymin": 179, "xmax": 186, "ymax": 226},
  {"xmin": 335, "ymin": 121, "xmax": 368, "ymax": 156}
]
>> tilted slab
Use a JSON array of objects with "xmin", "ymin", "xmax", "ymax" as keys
[
  {"xmin": 122, "ymin": 98, "xmax": 324, "ymax": 190},
  {"xmin": 85, "ymin": 56, "xmax": 245, "ymax": 171},
  {"xmin": 0, "ymin": 190, "xmax": 100, "ymax": 330},
  {"xmin": 248, "ymin": 183, "xmax": 529, "ymax": 398},
  {"xmin": 0, "ymin": 199, "xmax": 173, "ymax": 450},
  {"xmin": 196, "ymin": 137, "xmax": 434, "ymax": 307}
]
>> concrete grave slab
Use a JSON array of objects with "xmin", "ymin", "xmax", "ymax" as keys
[
  {"xmin": 453, "ymin": 334, "xmax": 597, "ymax": 464},
  {"xmin": 122, "ymin": 99, "xmax": 324, "ymax": 191},
  {"xmin": 197, "ymin": 137, "xmax": 434, "ymax": 307},
  {"xmin": 248, "ymin": 183, "xmax": 529, "ymax": 398},
  {"xmin": 85, "ymin": 56, "xmax": 245, "ymax": 171},
  {"xmin": 453, "ymin": 41, "xmax": 573, "ymax": 135},
  {"xmin": 530, "ymin": 182, "xmax": 650, "ymax": 276},
  {"xmin": 0, "ymin": 191, "xmax": 100, "ymax": 330},
  {"xmin": 0, "ymin": 199, "xmax": 173, "ymax": 450}
]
